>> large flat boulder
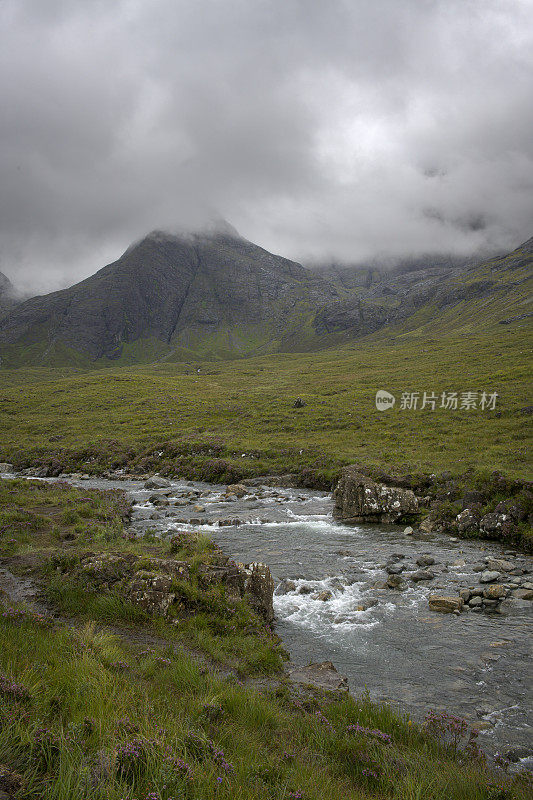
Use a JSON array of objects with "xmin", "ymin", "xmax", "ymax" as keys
[{"xmin": 333, "ymin": 467, "xmax": 419, "ymax": 524}]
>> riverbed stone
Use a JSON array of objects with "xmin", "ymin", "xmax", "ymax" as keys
[
  {"xmin": 333, "ymin": 467, "xmax": 418, "ymax": 524},
  {"xmin": 403, "ymin": 526, "xmax": 414, "ymax": 535},
  {"xmin": 483, "ymin": 584, "xmax": 507, "ymax": 600},
  {"xmin": 314, "ymin": 590, "xmax": 333, "ymax": 601},
  {"xmin": 479, "ymin": 570, "xmax": 500, "ymax": 583},
  {"xmin": 459, "ymin": 588, "xmax": 471, "ymax": 602},
  {"xmin": 225, "ymin": 483, "xmax": 248, "ymax": 498},
  {"xmin": 498, "ymin": 598, "xmax": 533, "ymax": 615},
  {"xmin": 416, "ymin": 555, "xmax": 435, "ymax": 567},
  {"xmin": 485, "ymin": 558, "xmax": 514, "ymax": 572},
  {"xmin": 386, "ymin": 564, "xmax": 404, "ymax": 575},
  {"xmin": 512, "ymin": 588, "xmax": 533, "ymax": 600},
  {"xmin": 410, "ymin": 570, "xmax": 435, "ymax": 582},
  {"xmin": 275, "ymin": 579, "xmax": 296, "ymax": 595},
  {"xmin": 386, "ymin": 575, "xmax": 406, "ymax": 590},
  {"xmin": 145, "ymin": 475, "xmax": 171, "ymax": 489},
  {"xmin": 428, "ymin": 595, "xmax": 463, "ymax": 613},
  {"xmin": 469, "ymin": 596, "xmax": 483, "ymax": 607}
]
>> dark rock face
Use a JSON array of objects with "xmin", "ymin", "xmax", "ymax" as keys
[
  {"xmin": 0, "ymin": 272, "xmax": 17, "ymax": 318},
  {"xmin": 333, "ymin": 467, "xmax": 419, "ymax": 524},
  {"xmin": 0, "ymin": 227, "xmax": 335, "ymax": 362}
]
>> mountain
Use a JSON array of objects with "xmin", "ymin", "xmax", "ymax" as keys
[
  {"xmin": 312, "ymin": 237, "xmax": 533, "ymax": 341},
  {"xmin": 0, "ymin": 272, "xmax": 17, "ymax": 318},
  {"xmin": 0, "ymin": 227, "xmax": 336, "ymax": 367},
  {"xmin": 0, "ymin": 229, "xmax": 530, "ymax": 368}
]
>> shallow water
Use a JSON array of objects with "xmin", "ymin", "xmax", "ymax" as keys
[{"xmin": 4, "ymin": 471, "xmax": 532, "ymax": 757}]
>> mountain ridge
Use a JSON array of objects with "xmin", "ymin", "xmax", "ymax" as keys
[{"xmin": 0, "ymin": 229, "xmax": 531, "ymax": 368}]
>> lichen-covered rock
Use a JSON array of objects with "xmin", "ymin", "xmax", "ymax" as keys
[
  {"xmin": 333, "ymin": 468, "xmax": 419, "ymax": 524},
  {"xmin": 455, "ymin": 508, "xmax": 481, "ymax": 534},
  {"xmin": 483, "ymin": 584, "xmax": 507, "ymax": 600},
  {"xmin": 428, "ymin": 595, "xmax": 463, "ymax": 613}
]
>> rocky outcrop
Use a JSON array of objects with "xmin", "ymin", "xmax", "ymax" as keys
[
  {"xmin": 333, "ymin": 467, "xmax": 419, "ymax": 524},
  {"xmin": 59, "ymin": 550, "xmax": 275, "ymax": 622}
]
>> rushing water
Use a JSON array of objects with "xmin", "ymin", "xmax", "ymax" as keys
[{"xmin": 3, "ymin": 471, "xmax": 532, "ymax": 758}]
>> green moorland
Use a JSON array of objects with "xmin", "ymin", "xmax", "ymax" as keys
[
  {"xmin": 0, "ymin": 327, "xmax": 531, "ymax": 483},
  {"xmin": 0, "ymin": 478, "xmax": 530, "ymax": 800}
]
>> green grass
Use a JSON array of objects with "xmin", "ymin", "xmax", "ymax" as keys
[
  {"xmin": 0, "ymin": 327, "xmax": 531, "ymax": 482},
  {"xmin": 0, "ymin": 600, "xmax": 531, "ymax": 798}
]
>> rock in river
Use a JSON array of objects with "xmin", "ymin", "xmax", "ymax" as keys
[
  {"xmin": 145, "ymin": 475, "xmax": 171, "ymax": 490},
  {"xmin": 333, "ymin": 467, "xmax": 418, "ymax": 524},
  {"xmin": 428, "ymin": 595, "xmax": 463, "ymax": 613},
  {"xmin": 479, "ymin": 570, "xmax": 500, "ymax": 583}
]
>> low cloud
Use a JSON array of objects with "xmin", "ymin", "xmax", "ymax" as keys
[{"xmin": 1, "ymin": 0, "xmax": 532, "ymax": 293}]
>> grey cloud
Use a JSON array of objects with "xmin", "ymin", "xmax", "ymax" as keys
[{"xmin": 0, "ymin": 0, "xmax": 532, "ymax": 293}]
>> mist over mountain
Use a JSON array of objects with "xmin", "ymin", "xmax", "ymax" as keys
[
  {"xmin": 0, "ymin": 225, "xmax": 530, "ymax": 369},
  {"xmin": 0, "ymin": 272, "xmax": 18, "ymax": 317}
]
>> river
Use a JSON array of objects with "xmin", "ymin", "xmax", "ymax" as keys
[{"xmin": 3, "ymin": 471, "xmax": 532, "ymax": 760}]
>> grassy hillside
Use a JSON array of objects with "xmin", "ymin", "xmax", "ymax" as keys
[
  {"xmin": 0, "ymin": 478, "xmax": 529, "ymax": 799},
  {"xmin": 0, "ymin": 325, "xmax": 530, "ymax": 481}
]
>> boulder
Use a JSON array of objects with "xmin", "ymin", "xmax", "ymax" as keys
[
  {"xmin": 225, "ymin": 483, "xmax": 247, "ymax": 498},
  {"xmin": 479, "ymin": 570, "xmax": 500, "ymax": 583},
  {"xmin": 483, "ymin": 584, "xmax": 507, "ymax": 600},
  {"xmin": 403, "ymin": 526, "xmax": 414, "ymax": 535},
  {"xmin": 455, "ymin": 508, "xmax": 480, "ymax": 534},
  {"xmin": 333, "ymin": 467, "xmax": 418, "ymax": 524},
  {"xmin": 419, "ymin": 517, "xmax": 436, "ymax": 533},
  {"xmin": 289, "ymin": 661, "xmax": 348, "ymax": 692},
  {"xmin": 469, "ymin": 596, "xmax": 483, "ymax": 607},
  {"xmin": 479, "ymin": 513, "xmax": 507, "ymax": 535},
  {"xmin": 0, "ymin": 463, "xmax": 14, "ymax": 473},
  {"xmin": 410, "ymin": 570, "xmax": 435, "ymax": 582},
  {"xmin": 428, "ymin": 595, "xmax": 463, "ymax": 613},
  {"xmin": 416, "ymin": 555, "xmax": 435, "ymax": 567},
  {"xmin": 314, "ymin": 590, "xmax": 332, "ymax": 601},
  {"xmin": 484, "ymin": 558, "xmax": 514, "ymax": 572},
  {"xmin": 145, "ymin": 475, "xmax": 171, "ymax": 490},
  {"xmin": 386, "ymin": 575, "xmax": 406, "ymax": 590}
]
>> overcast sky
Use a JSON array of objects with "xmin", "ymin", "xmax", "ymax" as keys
[{"xmin": 1, "ymin": 0, "xmax": 532, "ymax": 294}]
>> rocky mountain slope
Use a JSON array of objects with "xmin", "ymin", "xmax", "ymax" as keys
[
  {"xmin": 0, "ymin": 227, "xmax": 336, "ymax": 366},
  {"xmin": 312, "ymin": 236, "xmax": 532, "ymax": 341},
  {"xmin": 0, "ymin": 271, "xmax": 17, "ymax": 318},
  {"xmin": 0, "ymin": 229, "xmax": 530, "ymax": 367}
]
